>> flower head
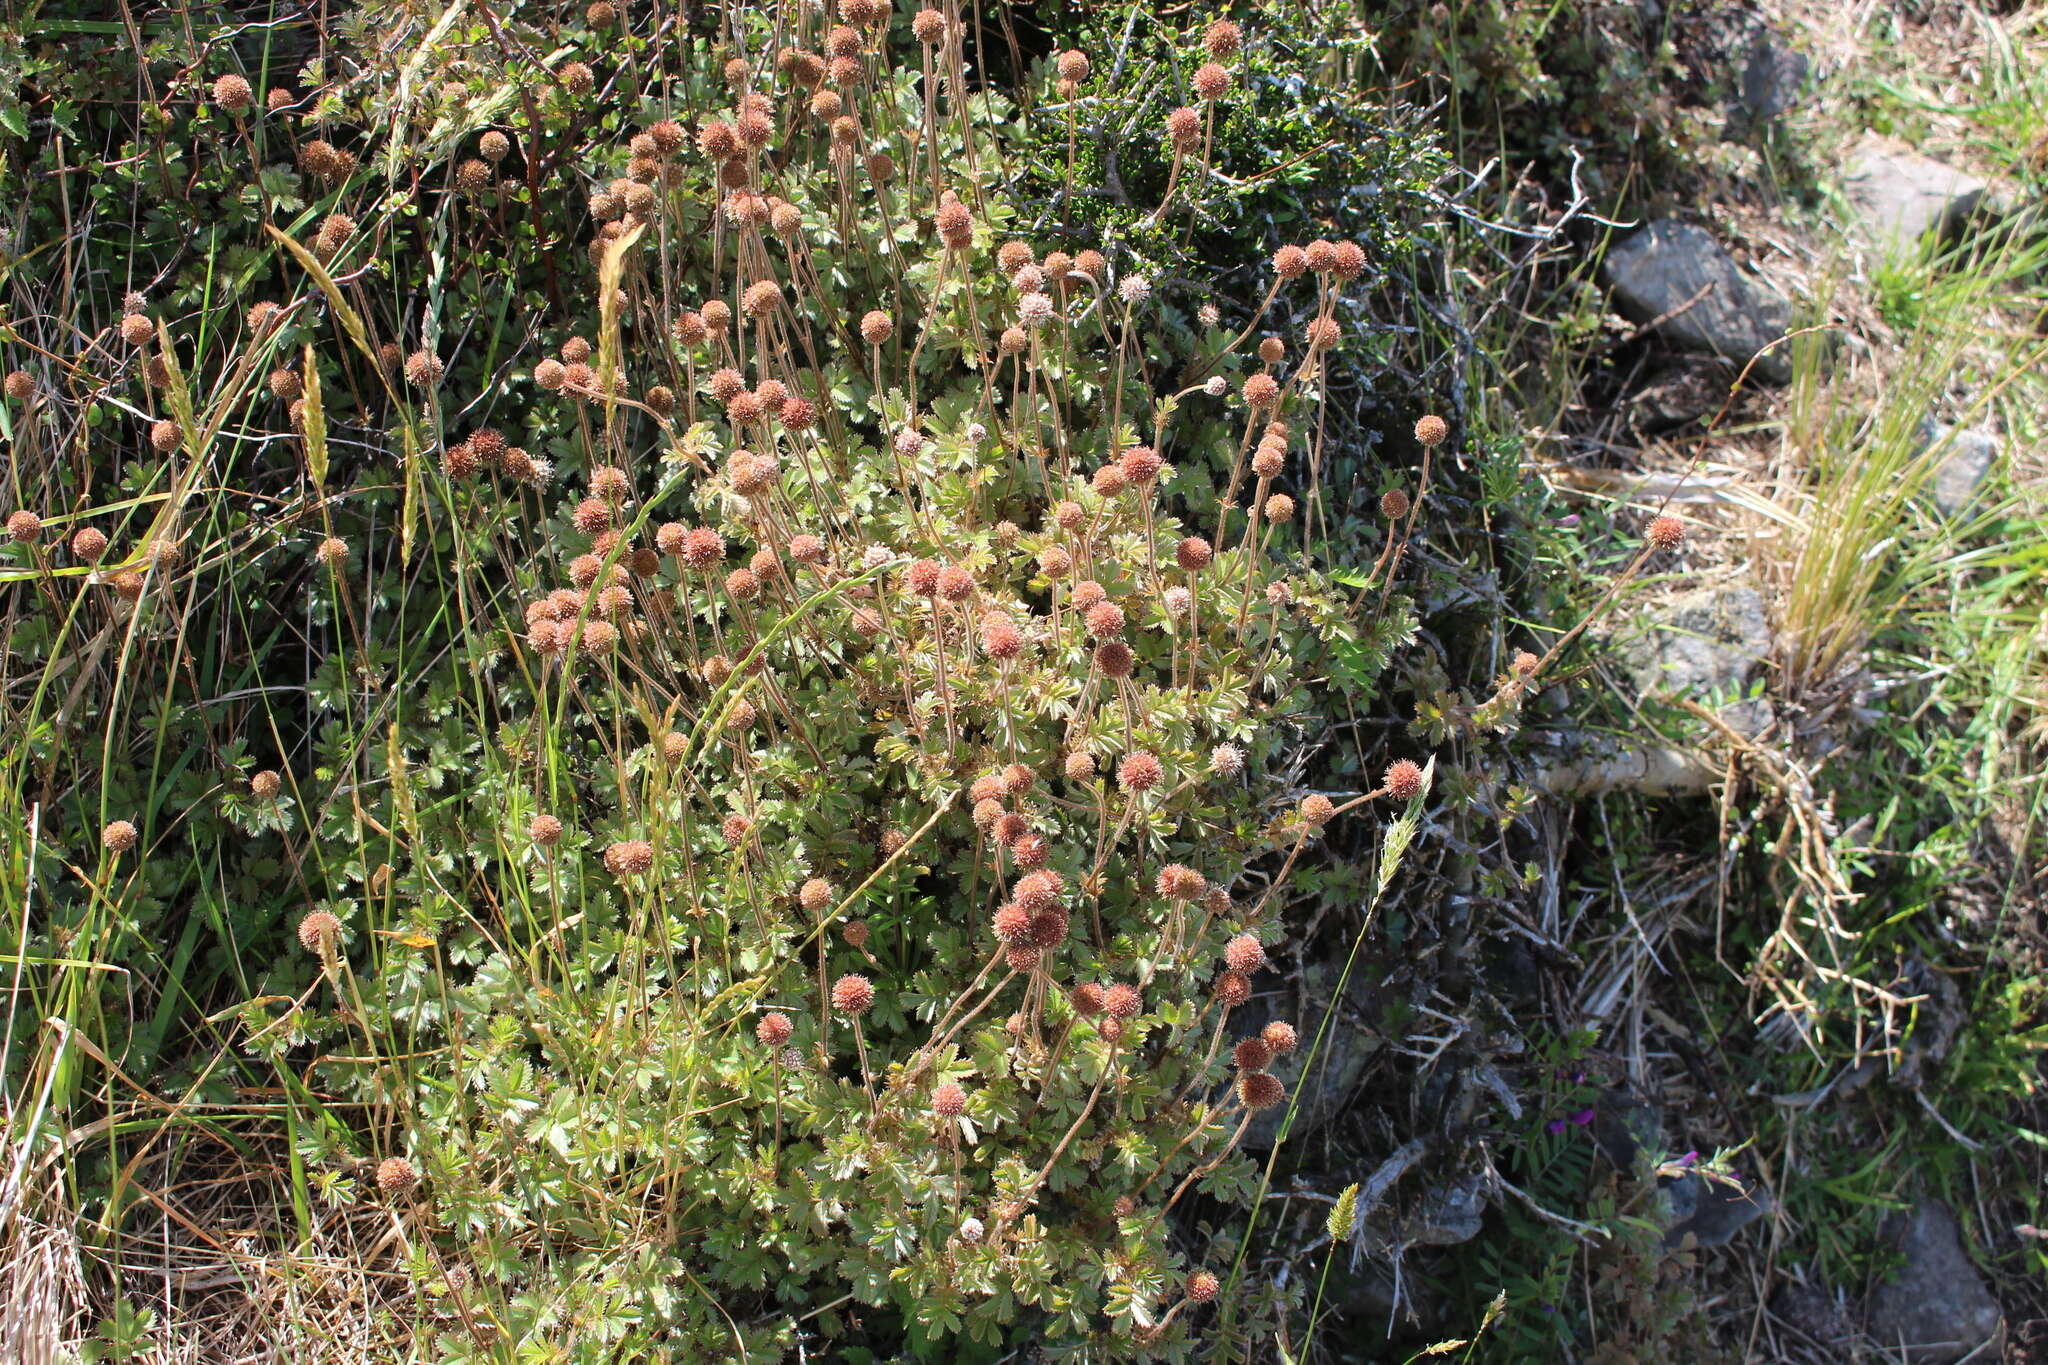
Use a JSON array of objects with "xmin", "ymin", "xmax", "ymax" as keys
[{"xmin": 831, "ymin": 973, "xmax": 874, "ymax": 1015}]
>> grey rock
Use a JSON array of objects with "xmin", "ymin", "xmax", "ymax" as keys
[
  {"xmin": 1602, "ymin": 220, "xmax": 1793, "ymax": 382},
  {"xmin": 1865, "ymin": 1201, "xmax": 2004, "ymax": 1363},
  {"xmin": 1843, "ymin": 137, "xmax": 1990, "ymax": 256},
  {"xmin": 1740, "ymin": 35, "xmax": 1808, "ymax": 122},
  {"xmin": 1539, "ymin": 581, "xmax": 1776, "ymax": 796},
  {"xmin": 1585, "ymin": 1088, "xmax": 1768, "ymax": 1250},
  {"xmin": 1916, "ymin": 421, "xmax": 1999, "ymax": 517},
  {"xmin": 1618, "ymin": 582, "xmax": 1773, "ymax": 709},
  {"xmin": 1405, "ymin": 1174, "xmax": 1487, "ymax": 1247},
  {"xmin": 1240, "ymin": 958, "xmax": 1380, "ymax": 1148},
  {"xmin": 1663, "ymin": 1171, "xmax": 1771, "ymax": 1249}
]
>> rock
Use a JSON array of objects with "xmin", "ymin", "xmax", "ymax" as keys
[
  {"xmin": 1864, "ymin": 1201, "xmax": 2004, "ymax": 1363},
  {"xmin": 1739, "ymin": 34, "xmax": 1808, "ymax": 123},
  {"xmin": 1628, "ymin": 357, "xmax": 1732, "ymax": 430},
  {"xmin": 1917, "ymin": 422, "xmax": 1999, "ymax": 517},
  {"xmin": 1581, "ymin": 1088, "xmax": 1767, "ymax": 1249},
  {"xmin": 1617, "ymin": 582, "xmax": 1772, "ymax": 715},
  {"xmin": 1663, "ymin": 1170, "xmax": 1770, "ymax": 1249},
  {"xmin": 1843, "ymin": 137, "xmax": 1990, "ymax": 256},
  {"xmin": 1239, "ymin": 957, "xmax": 1381, "ymax": 1148},
  {"xmin": 1538, "ymin": 581, "xmax": 1775, "ymax": 796},
  {"xmin": 1601, "ymin": 220, "xmax": 1793, "ymax": 382},
  {"xmin": 1404, "ymin": 1173, "xmax": 1487, "ymax": 1247}
]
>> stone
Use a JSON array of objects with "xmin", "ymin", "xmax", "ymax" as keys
[
  {"xmin": 1628, "ymin": 357, "xmax": 1732, "ymax": 430},
  {"xmin": 1865, "ymin": 1201, "xmax": 2004, "ymax": 1363},
  {"xmin": 1601, "ymin": 220, "xmax": 1793, "ymax": 382},
  {"xmin": 1617, "ymin": 582, "xmax": 1772, "ymax": 713},
  {"xmin": 1917, "ymin": 422, "xmax": 1999, "ymax": 517},
  {"xmin": 1662, "ymin": 1170, "xmax": 1770, "ymax": 1249},
  {"xmin": 1739, "ymin": 34, "xmax": 1808, "ymax": 122},
  {"xmin": 1843, "ymin": 137, "xmax": 1990, "ymax": 256},
  {"xmin": 1541, "ymin": 580, "xmax": 1776, "ymax": 796},
  {"xmin": 1404, "ymin": 1174, "xmax": 1487, "ymax": 1247},
  {"xmin": 1238, "ymin": 957, "xmax": 1381, "ymax": 1148}
]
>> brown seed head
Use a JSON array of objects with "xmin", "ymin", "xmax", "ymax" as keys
[
  {"xmin": 1238, "ymin": 1071, "xmax": 1286, "ymax": 1110},
  {"xmin": 1380, "ymin": 488, "xmax": 1410, "ymax": 519},
  {"xmin": 530, "ymin": 814, "xmax": 564, "ymax": 846},
  {"xmin": 1084, "ymin": 600, "xmax": 1125, "ymax": 639},
  {"xmin": 603, "ymin": 840, "xmax": 655, "ymax": 876},
  {"xmin": 1234, "ymin": 1037, "xmax": 1272, "ymax": 1072},
  {"xmin": 831, "ymin": 973, "xmax": 874, "ymax": 1015},
  {"xmin": 102, "ymin": 820, "xmax": 139, "ymax": 854},
  {"xmin": 1223, "ymin": 932, "xmax": 1266, "ymax": 973},
  {"xmin": 212, "ymin": 73, "xmax": 254, "ymax": 111},
  {"xmin": 1156, "ymin": 863, "xmax": 1205, "ymax": 901},
  {"xmin": 375, "ymin": 1156, "xmax": 419, "ymax": 1196},
  {"xmin": 1413, "ymin": 413, "xmax": 1448, "ymax": 447},
  {"xmin": 1383, "ymin": 759, "xmax": 1425, "ymax": 801},
  {"xmin": 757, "ymin": 1011, "xmax": 793, "ymax": 1047},
  {"xmin": 1116, "ymin": 751, "xmax": 1162, "ymax": 792},
  {"xmin": 298, "ymin": 910, "xmax": 342, "ymax": 951},
  {"xmin": 403, "ymin": 350, "xmax": 443, "ymax": 388},
  {"xmin": 1645, "ymin": 513, "xmax": 1685, "ymax": 552}
]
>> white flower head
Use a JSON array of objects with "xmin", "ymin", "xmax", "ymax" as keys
[{"xmin": 1118, "ymin": 274, "xmax": 1152, "ymax": 304}]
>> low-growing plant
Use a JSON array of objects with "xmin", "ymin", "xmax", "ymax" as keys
[{"xmin": 0, "ymin": 3, "xmax": 1703, "ymax": 1359}]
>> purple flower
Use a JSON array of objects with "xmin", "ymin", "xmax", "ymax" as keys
[
  {"xmin": 1570, "ymin": 1107, "xmax": 1596, "ymax": 1126},
  {"xmin": 1546, "ymin": 1117, "xmax": 1567, "ymax": 1136}
]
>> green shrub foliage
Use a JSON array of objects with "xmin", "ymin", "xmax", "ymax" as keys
[{"xmin": 0, "ymin": 3, "xmax": 1495, "ymax": 1358}]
